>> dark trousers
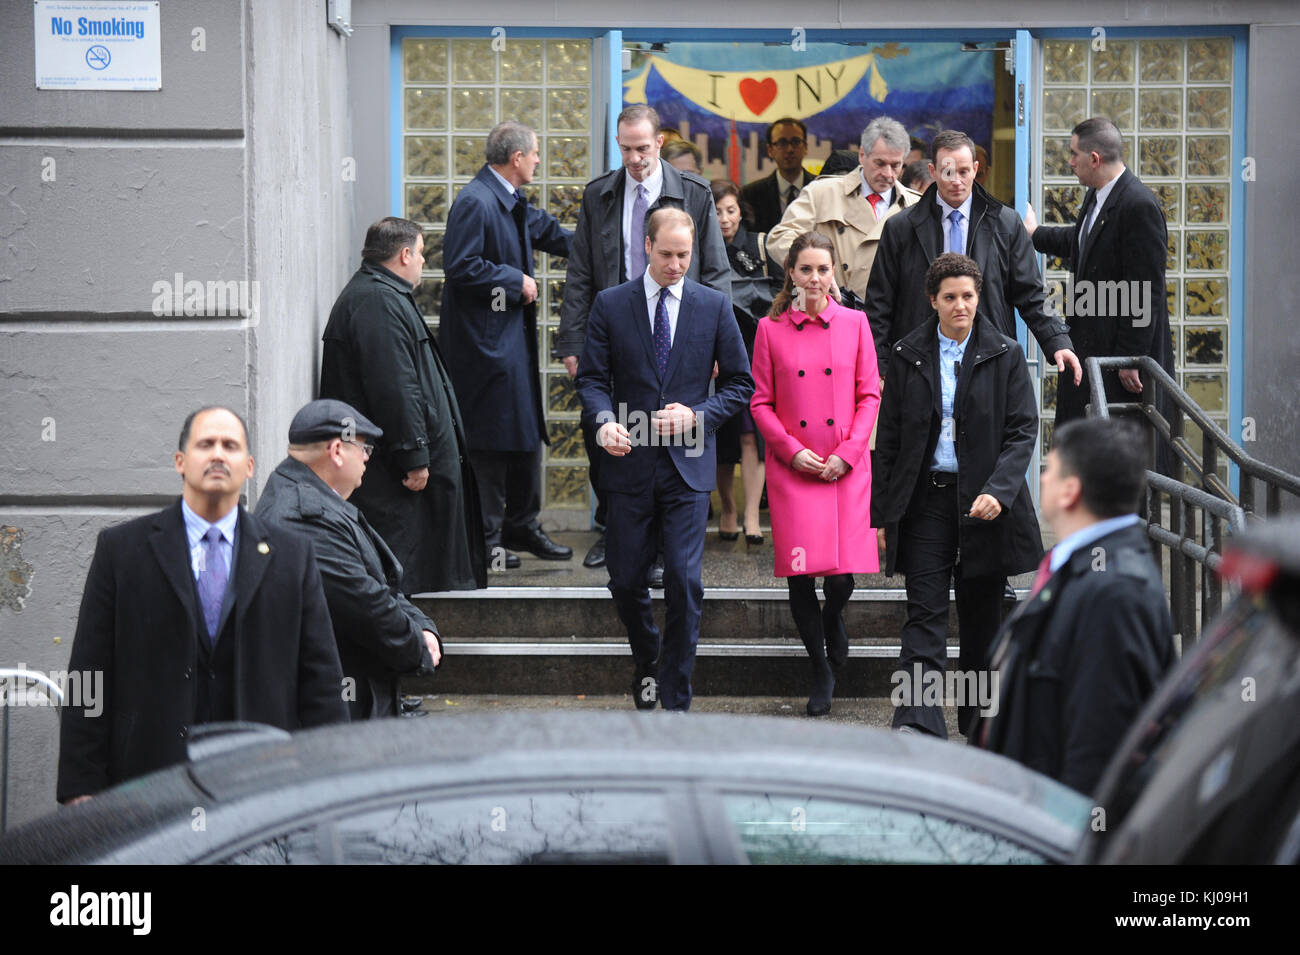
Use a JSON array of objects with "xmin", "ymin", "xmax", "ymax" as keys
[
  {"xmin": 895, "ymin": 479, "xmax": 1004, "ymax": 738},
  {"xmin": 605, "ymin": 452, "xmax": 709, "ymax": 711},
  {"xmin": 581, "ymin": 419, "xmax": 609, "ymax": 529},
  {"xmin": 787, "ymin": 574, "xmax": 855, "ymax": 665},
  {"xmin": 470, "ymin": 448, "xmax": 541, "ymax": 549}
]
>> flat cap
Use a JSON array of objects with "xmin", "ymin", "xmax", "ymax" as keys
[{"xmin": 288, "ymin": 399, "xmax": 383, "ymax": 444}]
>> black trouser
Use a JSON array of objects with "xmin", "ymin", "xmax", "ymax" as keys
[
  {"xmin": 470, "ymin": 448, "xmax": 541, "ymax": 549},
  {"xmin": 787, "ymin": 574, "xmax": 856, "ymax": 666},
  {"xmin": 894, "ymin": 477, "xmax": 1004, "ymax": 739}
]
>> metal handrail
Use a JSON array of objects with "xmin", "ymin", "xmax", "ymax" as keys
[
  {"xmin": 1084, "ymin": 357, "xmax": 1269, "ymax": 642},
  {"xmin": 0, "ymin": 669, "xmax": 65, "ymax": 834},
  {"xmin": 1087, "ymin": 355, "xmax": 1300, "ymax": 517}
]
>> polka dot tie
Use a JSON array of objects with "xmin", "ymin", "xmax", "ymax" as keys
[{"xmin": 654, "ymin": 286, "xmax": 671, "ymax": 378}]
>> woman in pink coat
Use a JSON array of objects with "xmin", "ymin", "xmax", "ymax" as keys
[{"xmin": 751, "ymin": 231, "xmax": 882, "ymax": 716}]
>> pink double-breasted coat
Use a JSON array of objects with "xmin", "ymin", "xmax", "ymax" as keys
[{"xmin": 751, "ymin": 299, "xmax": 881, "ymax": 577}]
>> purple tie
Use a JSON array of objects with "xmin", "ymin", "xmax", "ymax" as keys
[
  {"xmin": 654, "ymin": 287, "xmax": 671, "ymax": 377},
  {"xmin": 629, "ymin": 184, "xmax": 649, "ymax": 279},
  {"xmin": 197, "ymin": 526, "xmax": 228, "ymax": 644}
]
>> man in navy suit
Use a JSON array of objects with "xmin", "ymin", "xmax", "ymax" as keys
[
  {"xmin": 556, "ymin": 104, "xmax": 730, "ymax": 571},
  {"xmin": 576, "ymin": 208, "xmax": 753, "ymax": 711},
  {"xmin": 441, "ymin": 121, "xmax": 573, "ymax": 569}
]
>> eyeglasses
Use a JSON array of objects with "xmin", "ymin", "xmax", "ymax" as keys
[
  {"xmin": 771, "ymin": 137, "xmax": 805, "ymax": 149},
  {"xmin": 343, "ymin": 439, "xmax": 375, "ymax": 458}
]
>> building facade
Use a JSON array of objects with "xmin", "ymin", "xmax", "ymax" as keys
[{"xmin": 1, "ymin": 0, "xmax": 1297, "ymax": 823}]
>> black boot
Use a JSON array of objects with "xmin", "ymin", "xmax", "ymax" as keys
[
  {"xmin": 788, "ymin": 577, "xmax": 834, "ymax": 716},
  {"xmin": 822, "ymin": 574, "xmax": 855, "ymax": 672}
]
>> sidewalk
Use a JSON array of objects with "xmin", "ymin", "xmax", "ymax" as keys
[{"xmin": 412, "ymin": 694, "xmax": 963, "ymax": 737}]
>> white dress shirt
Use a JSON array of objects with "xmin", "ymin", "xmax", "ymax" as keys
[
  {"xmin": 623, "ymin": 161, "xmax": 664, "ymax": 278},
  {"xmin": 643, "ymin": 269, "xmax": 684, "ymax": 346},
  {"xmin": 1084, "ymin": 166, "xmax": 1125, "ymax": 236}
]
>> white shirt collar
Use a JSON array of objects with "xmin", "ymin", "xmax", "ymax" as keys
[
  {"xmin": 643, "ymin": 269, "xmax": 684, "ymax": 302},
  {"xmin": 628, "ymin": 160, "xmax": 663, "ymax": 199},
  {"xmin": 487, "ymin": 165, "xmax": 517, "ymax": 199},
  {"xmin": 1092, "ymin": 166, "xmax": 1125, "ymax": 214}
]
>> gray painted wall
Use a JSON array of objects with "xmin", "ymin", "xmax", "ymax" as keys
[
  {"xmin": 1245, "ymin": 24, "xmax": 1300, "ymax": 495},
  {"xmin": 0, "ymin": 0, "xmax": 353, "ymax": 826}
]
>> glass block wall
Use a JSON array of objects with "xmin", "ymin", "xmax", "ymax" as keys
[
  {"xmin": 1037, "ymin": 37, "xmax": 1234, "ymax": 475},
  {"xmin": 401, "ymin": 36, "xmax": 595, "ymax": 510}
]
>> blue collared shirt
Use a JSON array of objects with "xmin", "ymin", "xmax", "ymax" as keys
[
  {"xmin": 936, "ymin": 191, "xmax": 974, "ymax": 254},
  {"xmin": 182, "ymin": 499, "xmax": 238, "ymax": 581},
  {"xmin": 1050, "ymin": 513, "xmax": 1142, "ymax": 573},
  {"xmin": 932, "ymin": 325, "xmax": 971, "ymax": 471},
  {"xmin": 487, "ymin": 165, "xmax": 517, "ymax": 199}
]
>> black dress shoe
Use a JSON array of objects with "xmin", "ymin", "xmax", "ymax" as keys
[
  {"xmin": 646, "ymin": 557, "xmax": 664, "ymax": 589},
  {"xmin": 489, "ymin": 546, "xmax": 522, "ymax": 570},
  {"xmin": 582, "ymin": 534, "xmax": 606, "ymax": 568},
  {"xmin": 632, "ymin": 662, "xmax": 659, "ymax": 710},
  {"xmin": 503, "ymin": 527, "xmax": 573, "ymax": 561}
]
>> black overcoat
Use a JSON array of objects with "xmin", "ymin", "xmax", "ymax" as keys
[
  {"xmin": 440, "ymin": 165, "xmax": 572, "ymax": 452},
  {"xmin": 977, "ymin": 521, "xmax": 1175, "ymax": 795},
  {"xmin": 871, "ymin": 315, "xmax": 1043, "ymax": 578},
  {"xmin": 864, "ymin": 181, "xmax": 1073, "ymax": 372},
  {"xmin": 255, "ymin": 458, "xmax": 438, "ymax": 719},
  {"xmin": 320, "ymin": 262, "xmax": 487, "ymax": 594},
  {"xmin": 57, "ymin": 502, "xmax": 348, "ymax": 801},
  {"xmin": 553, "ymin": 159, "xmax": 731, "ymax": 361}
]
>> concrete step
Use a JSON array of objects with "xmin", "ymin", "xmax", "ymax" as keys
[
  {"xmin": 408, "ymin": 584, "xmax": 1027, "ymax": 697},
  {"xmin": 413, "ymin": 585, "xmax": 1017, "ymax": 643}
]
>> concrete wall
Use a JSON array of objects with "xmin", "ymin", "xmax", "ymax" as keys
[
  {"xmin": 1245, "ymin": 24, "xmax": 1300, "ymax": 498},
  {"xmin": 0, "ymin": 0, "xmax": 353, "ymax": 826}
]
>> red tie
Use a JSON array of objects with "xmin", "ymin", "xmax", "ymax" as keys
[
  {"xmin": 1029, "ymin": 551, "xmax": 1054, "ymax": 598},
  {"xmin": 867, "ymin": 192, "xmax": 882, "ymax": 217}
]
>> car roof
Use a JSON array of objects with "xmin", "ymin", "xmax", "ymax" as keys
[{"xmin": 2, "ymin": 713, "xmax": 1090, "ymax": 863}]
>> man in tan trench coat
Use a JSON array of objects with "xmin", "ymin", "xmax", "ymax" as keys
[{"xmin": 767, "ymin": 116, "xmax": 921, "ymax": 304}]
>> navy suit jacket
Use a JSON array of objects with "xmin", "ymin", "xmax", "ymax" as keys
[{"xmin": 575, "ymin": 276, "xmax": 754, "ymax": 493}]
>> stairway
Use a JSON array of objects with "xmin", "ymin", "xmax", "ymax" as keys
[{"xmin": 408, "ymin": 530, "xmax": 1029, "ymax": 697}]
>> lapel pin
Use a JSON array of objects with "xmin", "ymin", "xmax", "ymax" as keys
[{"xmin": 258, "ymin": 542, "xmax": 270, "ymax": 554}]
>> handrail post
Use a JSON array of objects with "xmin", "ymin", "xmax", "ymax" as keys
[
  {"xmin": 1178, "ymin": 496, "xmax": 1198, "ymax": 644},
  {"xmin": 1203, "ymin": 509, "xmax": 1222, "ymax": 630},
  {"xmin": 1168, "ymin": 490, "xmax": 1186, "ymax": 639}
]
